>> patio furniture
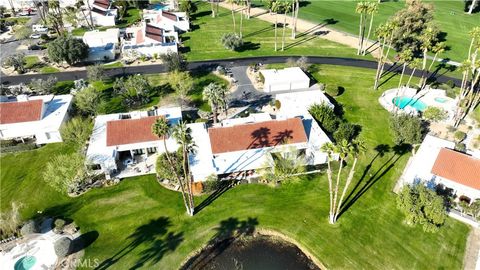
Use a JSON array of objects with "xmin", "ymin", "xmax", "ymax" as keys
[{"xmin": 123, "ymin": 158, "xmax": 133, "ymax": 166}]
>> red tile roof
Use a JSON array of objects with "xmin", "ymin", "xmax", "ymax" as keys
[
  {"xmin": 162, "ymin": 11, "xmax": 178, "ymax": 21},
  {"xmin": 208, "ymin": 118, "xmax": 308, "ymax": 154},
  {"xmin": 431, "ymin": 148, "xmax": 480, "ymax": 190},
  {"xmin": 145, "ymin": 24, "xmax": 163, "ymax": 42},
  {"xmin": 93, "ymin": 0, "xmax": 110, "ymax": 9},
  {"xmin": 0, "ymin": 100, "xmax": 43, "ymax": 124},
  {"xmin": 106, "ymin": 116, "xmax": 164, "ymax": 146}
]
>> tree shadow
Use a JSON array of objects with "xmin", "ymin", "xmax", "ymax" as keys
[
  {"xmin": 296, "ymin": 18, "xmax": 337, "ymax": 39},
  {"xmin": 181, "ymin": 217, "xmax": 259, "ymax": 270},
  {"xmin": 194, "ymin": 180, "xmax": 236, "ymax": 214},
  {"xmin": 95, "ymin": 217, "xmax": 183, "ymax": 270},
  {"xmin": 338, "ymin": 144, "xmax": 411, "ymax": 219},
  {"xmin": 243, "ymin": 25, "xmax": 273, "ymax": 38},
  {"xmin": 236, "ymin": 41, "xmax": 261, "ymax": 52},
  {"xmin": 464, "ymin": 0, "xmax": 480, "ymax": 13},
  {"xmin": 71, "ymin": 231, "xmax": 99, "ymax": 254}
]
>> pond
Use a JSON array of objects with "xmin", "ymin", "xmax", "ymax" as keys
[{"xmin": 182, "ymin": 235, "xmax": 320, "ymax": 270}]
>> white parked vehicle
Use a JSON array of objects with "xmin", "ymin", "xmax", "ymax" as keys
[
  {"xmin": 29, "ymin": 33, "xmax": 41, "ymax": 39},
  {"xmin": 32, "ymin": 25, "xmax": 48, "ymax": 33}
]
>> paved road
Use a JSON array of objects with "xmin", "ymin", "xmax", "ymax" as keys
[{"xmin": 0, "ymin": 56, "xmax": 463, "ymax": 86}]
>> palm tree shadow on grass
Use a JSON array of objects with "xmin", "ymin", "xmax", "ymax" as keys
[
  {"xmin": 337, "ymin": 144, "xmax": 411, "ymax": 219},
  {"xmin": 95, "ymin": 217, "xmax": 183, "ymax": 270},
  {"xmin": 181, "ymin": 217, "xmax": 259, "ymax": 270},
  {"xmin": 194, "ymin": 180, "xmax": 236, "ymax": 214}
]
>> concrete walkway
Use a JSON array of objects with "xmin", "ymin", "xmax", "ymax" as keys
[
  {"xmin": 464, "ymin": 227, "xmax": 480, "ymax": 270},
  {"xmin": 219, "ymin": 2, "xmax": 381, "ymax": 58}
]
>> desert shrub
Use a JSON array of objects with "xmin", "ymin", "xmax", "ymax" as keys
[
  {"xmin": 20, "ymin": 220, "xmax": 38, "ymax": 236},
  {"xmin": 202, "ymin": 174, "xmax": 220, "ymax": 193},
  {"xmin": 54, "ymin": 237, "xmax": 72, "ymax": 257},
  {"xmin": 54, "ymin": 218, "xmax": 66, "ymax": 231},
  {"xmin": 326, "ymin": 84, "xmax": 343, "ymax": 97},
  {"xmin": 445, "ymin": 80, "xmax": 455, "ymax": 88},
  {"xmin": 333, "ymin": 122, "xmax": 359, "ymax": 142},
  {"xmin": 423, "ymin": 107, "xmax": 447, "ymax": 122},
  {"xmin": 389, "ymin": 114, "xmax": 424, "ymax": 145},
  {"xmin": 156, "ymin": 149, "xmax": 184, "ymax": 183},
  {"xmin": 454, "ymin": 131, "xmax": 466, "ymax": 142},
  {"xmin": 60, "ymin": 117, "xmax": 93, "ymax": 145},
  {"xmin": 397, "ymin": 184, "xmax": 446, "ymax": 232},
  {"xmin": 454, "ymin": 143, "xmax": 466, "ymax": 152},
  {"xmin": 86, "ymin": 64, "xmax": 105, "ymax": 82},
  {"xmin": 274, "ymin": 100, "xmax": 281, "ymax": 110},
  {"xmin": 309, "ymin": 103, "xmax": 339, "ymax": 133},
  {"xmin": 221, "ymin": 33, "xmax": 243, "ymax": 51}
]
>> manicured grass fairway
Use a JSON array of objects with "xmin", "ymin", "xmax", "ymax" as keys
[
  {"xmin": 183, "ymin": 2, "xmax": 364, "ymax": 61},
  {"xmin": 0, "ymin": 65, "xmax": 469, "ymax": 269},
  {"xmin": 287, "ymin": 0, "xmax": 478, "ymax": 62}
]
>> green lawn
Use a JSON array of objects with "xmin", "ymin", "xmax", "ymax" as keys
[
  {"xmin": 0, "ymin": 65, "xmax": 469, "ymax": 269},
  {"xmin": 103, "ymin": 61, "xmax": 124, "ymax": 69},
  {"xmin": 24, "ymin": 56, "xmax": 40, "ymax": 69},
  {"xmin": 116, "ymin": 8, "xmax": 141, "ymax": 28},
  {"xmin": 40, "ymin": 66, "xmax": 60, "ymax": 73},
  {"xmin": 183, "ymin": 2, "xmax": 363, "ymax": 61},
  {"xmin": 71, "ymin": 27, "xmax": 89, "ymax": 36},
  {"xmin": 281, "ymin": 0, "xmax": 478, "ymax": 62}
]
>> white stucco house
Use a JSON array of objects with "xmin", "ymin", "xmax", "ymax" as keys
[
  {"xmin": 260, "ymin": 67, "xmax": 311, "ymax": 93},
  {"xmin": 122, "ymin": 22, "xmax": 178, "ymax": 58},
  {"xmin": 87, "ymin": 0, "xmax": 117, "ymax": 27},
  {"xmin": 83, "ymin": 28, "xmax": 120, "ymax": 62},
  {"xmin": 188, "ymin": 90, "xmax": 334, "ymax": 182},
  {"xmin": 0, "ymin": 95, "xmax": 73, "ymax": 144},
  {"xmin": 143, "ymin": 9, "xmax": 190, "ymax": 32},
  {"xmin": 85, "ymin": 107, "xmax": 182, "ymax": 179},
  {"xmin": 400, "ymin": 135, "xmax": 480, "ymax": 202}
]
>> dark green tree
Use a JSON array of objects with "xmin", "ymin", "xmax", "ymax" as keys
[{"xmin": 47, "ymin": 35, "xmax": 88, "ymax": 66}]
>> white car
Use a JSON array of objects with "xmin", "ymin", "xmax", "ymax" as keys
[{"xmin": 29, "ymin": 33, "xmax": 41, "ymax": 39}]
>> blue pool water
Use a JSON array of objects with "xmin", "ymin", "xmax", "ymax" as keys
[
  {"xmin": 152, "ymin": 3, "xmax": 168, "ymax": 10},
  {"xmin": 434, "ymin": 97, "xmax": 447, "ymax": 103},
  {"xmin": 14, "ymin": 256, "xmax": 37, "ymax": 270},
  {"xmin": 392, "ymin": 96, "xmax": 428, "ymax": 111}
]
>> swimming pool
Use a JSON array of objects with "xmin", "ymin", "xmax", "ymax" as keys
[
  {"xmin": 152, "ymin": 3, "xmax": 168, "ymax": 10},
  {"xmin": 392, "ymin": 96, "xmax": 428, "ymax": 112},
  {"xmin": 434, "ymin": 97, "xmax": 448, "ymax": 103},
  {"xmin": 14, "ymin": 256, "xmax": 37, "ymax": 270}
]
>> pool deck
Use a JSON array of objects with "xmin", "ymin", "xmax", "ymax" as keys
[{"xmin": 379, "ymin": 87, "xmax": 457, "ymax": 122}]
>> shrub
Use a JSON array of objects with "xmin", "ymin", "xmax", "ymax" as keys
[
  {"xmin": 42, "ymin": 152, "xmax": 88, "ymax": 193},
  {"xmin": 54, "ymin": 237, "xmax": 72, "ymax": 257},
  {"xmin": 326, "ymin": 84, "xmax": 342, "ymax": 97},
  {"xmin": 47, "ymin": 35, "xmax": 88, "ymax": 66},
  {"xmin": 202, "ymin": 174, "xmax": 220, "ymax": 193},
  {"xmin": 309, "ymin": 103, "xmax": 339, "ymax": 133},
  {"xmin": 160, "ymin": 51, "xmax": 187, "ymax": 72},
  {"xmin": 454, "ymin": 131, "xmax": 466, "ymax": 142},
  {"xmin": 156, "ymin": 149, "xmax": 184, "ymax": 183},
  {"xmin": 445, "ymin": 80, "xmax": 455, "ymax": 88},
  {"xmin": 423, "ymin": 107, "xmax": 447, "ymax": 122},
  {"xmin": 221, "ymin": 33, "xmax": 244, "ymax": 51},
  {"xmin": 454, "ymin": 143, "xmax": 466, "ymax": 152},
  {"xmin": 54, "ymin": 218, "xmax": 66, "ymax": 231},
  {"xmin": 74, "ymin": 86, "xmax": 100, "ymax": 116},
  {"xmin": 397, "ymin": 184, "xmax": 446, "ymax": 232},
  {"xmin": 60, "ymin": 117, "xmax": 93, "ymax": 145},
  {"xmin": 29, "ymin": 76, "xmax": 57, "ymax": 94},
  {"xmin": 274, "ymin": 100, "xmax": 281, "ymax": 110},
  {"xmin": 3, "ymin": 53, "xmax": 26, "ymax": 74},
  {"xmin": 389, "ymin": 114, "xmax": 424, "ymax": 146},
  {"xmin": 333, "ymin": 122, "xmax": 359, "ymax": 142},
  {"xmin": 20, "ymin": 220, "xmax": 38, "ymax": 236},
  {"xmin": 113, "ymin": 74, "xmax": 152, "ymax": 107}
]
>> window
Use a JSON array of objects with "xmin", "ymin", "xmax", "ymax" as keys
[
  {"xmin": 87, "ymin": 164, "xmax": 102, "ymax": 171},
  {"xmin": 147, "ymin": 147, "xmax": 157, "ymax": 154}
]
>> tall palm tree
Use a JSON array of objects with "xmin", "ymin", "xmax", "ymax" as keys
[
  {"xmin": 321, "ymin": 142, "xmax": 336, "ymax": 224},
  {"xmin": 290, "ymin": 0, "xmax": 299, "ymax": 39},
  {"xmin": 362, "ymin": 2, "xmax": 378, "ymax": 55},
  {"xmin": 152, "ymin": 118, "xmax": 192, "ymax": 216},
  {"xmin": 355, "ymin": 1, "xmax": 369, "ymax": 55},
  {"xmin": 227, "ymin": 0, "xmax": 237, "ymax": 34},
  {"xmin": 271, "ymin": 1, "xmax": 281, "ymax": 52},
  {"xmin": 427, "ymin": 42, "xmax": 446, "ymax": 72},
  {"xmin": 396, "ymin": 49, "xmax": 413, "ymax": 92},
  {"xmin": 75, "ymin": 0, "xmax": 93, "ymax": 30},
  {"xmin": 203, "ymin": 83, "xmax": 224, "ymax": 124},
  {"xmin": 239, "ymin": 0, "xmax": 245, "ymax": 38},
  {"xmin": 406, "ymin": 58, "xmax": 422, "ymax": 88},
  {"xmin": 210, "ymin": 0, "xmax": 217, "ymax": 17},
  {"xmin": 468, "ymin": 0, "xmax": 478, "ymax": 14},
  {"xmin": 468, "ymin": 27, "xmax": 480, "ymax": 60},
  {"xmin": 281, "ymin": 1, "xmax": 291, "ymax": 51},
  {"xmin": 333, "ymin": 139, "xmax": 365, "ymax": 222},
  {"xmin": 172, "ymin": 122, "xmax": 195, "ymax": 216},
  {"xmin": 330, "ymin": 139, "xmax": 349, "ymax": 224}
]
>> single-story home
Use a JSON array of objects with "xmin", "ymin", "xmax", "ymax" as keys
[
  {"xmin": 260, "ymin": 67, "xmax": 311, "ymax": 93},
  {"xmin": 122, "ymin": 22, "xmax": 178, "ymax": 58},
  {"xmin": 188, "ymin": 90, "xmax": 334, "ymax": 182},
  {"xmin": 400, "ymin": 134, "xmax": 480, "ymax": 202},
  {"xmin": 87, "ymin": 0, "xmax": 117, "ymax": 27},
  {"xmin": 0, "ymin": 95, "xmax": 73, "ymax": 144},
  {"xmin": 85, "ymin": 107, "xmax": 182, "ymax": 179},
  {"xmin": 82, "ymin": 28, "xmax": 120, "ymax": 62},
  {"xmin": 143, "ymin": 9, "xmax": 190, "ymax": 32}
]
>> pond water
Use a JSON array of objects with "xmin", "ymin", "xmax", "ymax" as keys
[{"xmin": 183, "ymin": 235, "xmax": 320, "ymax": 270}]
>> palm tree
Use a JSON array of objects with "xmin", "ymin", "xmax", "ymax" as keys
[
  {"xmin": 468, "ymin": 27, "xmax": 480, "ymax": 60},
  {"xmin": 151, "ymin": 118, "xmax": 192, "ymax": 216},
  {"xmin": 396, "ymin": 49, "xmax": 413, "ymax": 92},
  {"xmin": 75, "ymin": 0, "xmax": 93, "ymax": 30},
  {"xmin": 330, "ymin": 140, "xmax": 349, "ymax": 224},
  {"xmin": 210, "ymin": 0, "xmax": 217, "ymax": 17},
  {"xmin": 227, "ymin": 0, "xmax": 237, "ymax": 34},
  {"xmin": 362, "ymin": 2, "xmax": 378, "ymax": 55},
  {"xmin": 355, "ymin": 1, "xmax": 369, "ymax": 55},
  {"xmin": 427, "ymin": 42, "xmax": 446, "ymax": 72},
  {"xmin": 291, "ymin": 0, "xmax": 299, "ymax": 39},
  {"xmin": 321, "ymin": 142, "xmax": 336, "ymax": 224},
  {"xmin": 281, "ymin": 1, "xmax": 291, "ymax": 51},
  {"xmin": 333, "ymin": 139, "xmax": 365, "ymax": 222},
  {"xmin": 203, "ymin": 83, "xmax": 224, "ymax": 124},
  {"xmin": 406, "ymin": 58, "xmax": 422, "ymax": 88},
  {"xmin": 239, "ymin": 0, "xmax": 245, "ymax": 38},
  {"xmin": 172, "ymin": 122, "xmax": 195, "ymax": 216},
  {"xmin": 271, "ymin": 1, "xmax": 281, "ymax": 52},
  {"xmin": 468, "ymin": 0, "xmax": 478, "ymax": 14}
]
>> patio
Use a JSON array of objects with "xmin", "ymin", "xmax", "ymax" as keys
[{"xmin": 114, "ymin": 152, "xmax": 158, "ymax": 179}]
